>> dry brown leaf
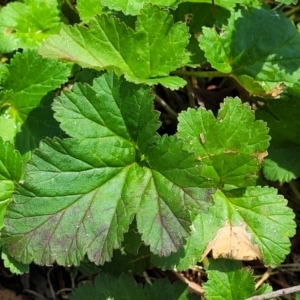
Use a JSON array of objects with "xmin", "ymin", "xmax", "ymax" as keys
[
  {"xmin": 201, "ymin": 220, "xmax": 262, "ymax": 261},
  {"xmin": 253, "ymin": 82, "xmax": 286, "ymax": 99},
  {"xmin": 256, "ymin": 151, "xmax": 268, "ymax": 164},
  {"xmin": 268, "ymin": 82, "xmax": 285, "ymax": 98}
]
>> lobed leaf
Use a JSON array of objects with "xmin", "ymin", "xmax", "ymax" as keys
[
  {"xmin": 178, "ymin": 97, "xmax": 269, "ymax": 188},
  {"xmin": 1, "ymin": 247, "xmax": 29, "ymax": 275},
  {"xmin": 0, "ymin": 138, "xmax": 23, "ymax": 232},
  {"xmin": 100, "ymin": 0, "xmax": 181, "ymax": 15},
  {"xmin": 182, "ymin": 0, "xmax": 260, "ymax": 8},
  {"xmin": 38, "ymin": 4, "xmax": 189, "ymax": 89},
  {"xmin": 76, "ymin": 0, "xmax": 103, "ymax": 22},
  {"xmin": 70, "ymin": 273, "xmax": 196, "ymax": 300},
  {"xmin": 153, "ymin": 187, "xmax": 295, "ymax": 269},
  {"xmin": 171, "ymin": 3, "xmax": 230, "ymax": 66},
  {"xmin": 0, "ymin": 0, "xmax": 64, "ymax": 52},
  {"xmin": 0, "ymin": 50, "xmax": 70, "ymax": 157},
  {"xmin": 101, "ymin": 248, "xmax": 150, "ymax": 276},
  {"xmin": 2, "ymin": 72, "xmax": 214, "ymax": 266},
  {"xmin": 203, "ymin": 259, "xmax": 272, "ymax": 300},
  {"xmin": 256, "ymin": 83, "xmax": 300, "ymax": 182},
  {"xmin": 199, "ymin": 7, "xmax": 300, "ymax": 95}
]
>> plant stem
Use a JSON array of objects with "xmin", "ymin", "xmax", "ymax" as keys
[
  {"xmin": 171, "ymin": 70, "xmax": 229, "ymax": 78},
  {"xmin": 285, "ymin": 5, "xmax": 300, "ymax": 17},
  {"xmin": 246, "ymin": 285, "xmax": 300, "ymax": 300},
  {"xmin": 272, "ymin": 2, "xmax": 285, "ymax": 11},
  {"xmin": 255, "ymin": 267, "xmax": 272, "ymax": 289},
  {"xmin": 184, "ymin": 76, "xmax": 196, "ymax": 108},
  {"xmin": 154, "ymin": 95, "xmax": 178, "ymax": 117},
  {"xmin": 288, "ymin": 181, "xmax": 300, "ymax": 204}
]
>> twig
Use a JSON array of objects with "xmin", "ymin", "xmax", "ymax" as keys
[
  {"xmin": 246, "ymin": 285, "xmax": 300, "ymax": 300},
  {"xmin": 172, "ymin": 270, "xmax": 204, "ymax": 295},
  {"xmin": 143, "ymin": 271, "xmax": 152, "ymax": 285},
  {"xmin": 184, "ymin": 75, "xmax": 196, "ymax": 108},
  {"xmin": 56, "ymin": 288, "xmax": 73, "ymax": 296},
  {"xmin": 47, "ymin": 268, "xmax": 56, "ymax": 300},
  {"xmin": 154, "ymin": 95, "xmax": 178, "ymax": 117},
  {"xmin": 23, "ymin": 289, "xmax": 49, "ymax": 300},
  {"xmin": 288, "ymin": 181, "xmax": 300, "ymax": 204},
  {"xmin": 272, "ymin": 2, "xmax": 285, "ymax": 11},
  {"xmin": 255, "ymin": 267, "xmax": 272, "ymax": 289},
  {"xmin": 284, "ymin": 5, "xmax": 300, "ymax": 17}
]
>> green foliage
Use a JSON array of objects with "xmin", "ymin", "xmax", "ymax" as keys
[
  {"xmin": 256, "ymin": 83, "xmax": 300, "ymax": 182},
  {"xmin": 76, "ymin": 0, "xmax": 103, "ymax": 22},
  {"xmin": 199, "ymin": 7, "xmax": 300, "ymax": 95},
  {"xmin": 203, "ymin": 259, "xmax": 272, "ymax": 300},
  {"xmin": 38, "ymin": 4, "xmax": 190, "ymax": 89},
  {"xmin": 0, "ymin": 137, "xmax": 23, "ymax": 226},
  {"xmin": 1, "ymin": 247, "xmax": 29, "ymax": 275},
  {"xmin": 178, "ymin": 98, "xmax": 270, "ymax": 187},
  {"xmin": 0, "ymin": 50, "xmax": 70, "ymax": 159},
  {"xmin": 70, "ymin": 273, "xmax": 197, "ymax": 300},
  {"xmin": 2, "ymin": 72, "xmax": 214, "ymax": 265},
  {"xmin": 152, "ymin": 187, "xmax": 295, "ymax": 269},
  {"xmin": 0, "ymin": 1, "xmax": 299, "ymax": 299},
  {"xmin": 0, "ymin": 0, "xmax": 64, "ymax": 52},
  {"xmin": 100, "ymin": 0, "xmax": 181, "ymax": 15}
]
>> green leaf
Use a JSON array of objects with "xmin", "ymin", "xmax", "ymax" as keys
[
  {"xmin": 74, "ymin": 69, "xmax": 104, "ymax": 85},
  {"xmin": 151, "ymin": 204, "xmax": 224, "ymax": 270},
  {"xmin": 76, "ymin": 258, "xmax": 101, "ymax": 276},
  {"xmin": 70, "ymin": 273, "xmax": 193, "ymax": 300},
  {"xmin": 0, "ymin": 0, "xmax": 64, "ymax": 52},
  {"xmin": 0, "ymin": 138, "xmax": 23, "ymax": 232},
  {"xmin": 38, "ymin": 4, "xmax": 189, "ymax": 89},
  {"xmin": 144, "ymin": 278, "xmax": 197, "ymax": 300},
  {"xmin": 0, "ymin": 138, "xmax": 23, "ymax": 184},
  {"xmin": 0, "ymin": 63, "xmax": 9, "ymax": 86},
  {"xmin": 276, "ymin": 0, "xmax": 298, "ymax": 4},
  {"xmin": 203, "ymin": 188, "xmax": 295, "ymax": 267},
  {"xmin": 178, "ymin": 97, "xmax": 269, "ymax": 188},
  {"xmin": 153, "ymin": 187, "xmax": 295, "ymax": 269},
  {"xmin": 182, "ymin": 0, "xmax": 261, "ymax": 8},
  {"xmin": 203, "ymin": 259, "xmax": 271, "ymax": 300},
  {"xmin": 1, "ymin": 247, "xmax": 29, "ymax": 275},
  {"xmin": 2, "ymin": 72, "xmax": 213, "ymax": 266},
  {"xmin": 0, "ymin": 50, "xmax": 70, "ymax": 157},
  {"xmin": 76, "ymin": 0, "xmax": 103, "ymax": 22},
  {"xmin": 182, "ymin": 0, "xmax": 234, "ymax": 7},
  {"xmin": 256, "ymin": 84, "xmax": 300, "ymax": 182},
  {"xmin": 101, "ymin": 246, "xmax": 150, "ymax": 276},
  {"xmin": 101, "ymin": 0, "xmax": 181, "ymax": 15},
  {"xmin": 199, "ymin": 7, "xmax": 300, "ymax": 95},
  {"xmin": 171, "ymin": 3, "xmax": 230, "ymax": 66},
  {"xmin": 70, "ymin": 274, "xmax": 146, "ymax": 300}
]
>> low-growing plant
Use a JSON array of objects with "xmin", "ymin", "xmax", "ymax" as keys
[{"xmin": 0, "ymin": 0, "xmax": 300, "ymax": 299}]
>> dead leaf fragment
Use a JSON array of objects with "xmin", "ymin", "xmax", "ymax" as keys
[
  {"xmin": 256, "ymin": 151, "xmax": 268, "ymax": 164},
  {"xmin": 199, "ymin": 133, "xmax": 205, "ymax": 144},
  {"xmin": 202, "ymin": 220, "xmax": 262, "ymax": 261},
  {"xmin": 253, "ymin": 82, "xmax": 286, "ymax": 99}
]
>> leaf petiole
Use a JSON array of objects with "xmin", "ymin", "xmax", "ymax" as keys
[{"xmin": 171, "ymin": 70, "xmax": 230, "ymax": 78}]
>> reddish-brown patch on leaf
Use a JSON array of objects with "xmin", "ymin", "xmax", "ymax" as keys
[{"xmin": 201, "ymin": 220, "xmax": 262, "ymax": 261}]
